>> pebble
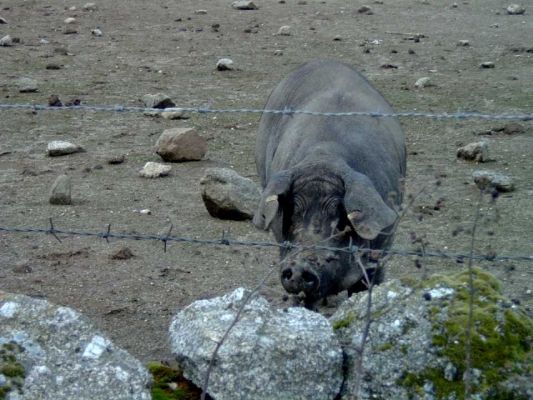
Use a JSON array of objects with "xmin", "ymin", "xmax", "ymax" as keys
[
  {"xmin": 91, "ymin": 28, "xmax": 103, "ymax": 36},
  {"xmin": 161, "ymin": 110, "xmax": 189, "ymax": 120},
  {"xmin": 506, "ymin": 4, "xmax": 525, "ymax": 15},
  {"xmin": 107, "ymin": 154, "xmax": 125, "ymax": 164},
  {"xmin": 48, "ymin": 95, "xmax": 63, "ymax": 107},
  {"xmin": 333, "ymin": 35, "xmax": 342, "ymax": 41},
  {"xmin": 83, "ymin": 2, "xmax": 98, "ymax": 11},
  {"xmin": 274, "ymin": 49, "xmax": 283, "ymax": 56},
  {"xmin": 0, "ymin": 34, "xmax": 13, "ymax": 46},
  {"xmin": 18, "ymin": 78, "xmax": 39, "ymax": 93},
  {"xmin": 49, "ymin": 175, "xmax": 72, "ymax": 205},
  {"xmin": 358, "ymin": 5, "xmax": 373, "ymax": 14},
  {"xmin": 110, "ymin": 247, "xmax": 134, "ymax": 260},
  {"xmin": 195, "ymin": 10, "xmax": 208, "ymax": 14},
  {"xmin": 46, "ymin": 63, "xmax": 62, "ymax": 70},
  {"xmin": 64, "ymin": 26, "xmax": 78, "ymax": 34},
  {"xmin": 64, "ymin": 17, "xmax": 77, "ymax": 24},
  {"xmin": 414, "ymin": 77, "xmax": 431, "ymax": 88},
  {"xmin": 47, "ymin": 140, "xmax": 84, "ymax": 156},
  {"xmin": 216, "ymin": 58, "xmax": 234, "ymax": 71},
  {"xmin": 457, "ymin": 141, "xmax": 489, "ymax": 162},
  {"xmin": 480, "ymin": 61, "xmax": 495, "ymax": 69},
  {"xmin": 276, "ymin": 25, "xmax": 291, "ymax": 36},
  {"xmin": 472, "ymin": 170, "xmax": 514, "ymax": 192},
  {"xmin": 457, "ymin": 40, "xmax": 470, "ymax": 46},
  {"xmin": 139, "ymin": 162, "xmax": 171, "ymax": 178},
  {"xmin": 231, "ymin": 1, "xmax": 258, "ymax": 10},
  {"xmin": 0, "ymin": 16, "xmax": 7, "ymax": 24},
  {"xmin": 142, "ymin": 93, "xmax": 175, "ymax": 109}
]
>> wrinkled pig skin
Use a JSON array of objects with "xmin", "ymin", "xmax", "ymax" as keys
[{"xmin": 254, "ymin": 59, "xmax": 406, "ymax": 308}]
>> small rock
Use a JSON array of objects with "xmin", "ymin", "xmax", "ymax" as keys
[
  {"xmin": 65, "ymin": 98, "xmax": 81, "ymax": 106},
  {"xmin": 274, "ymin": 49, "xmax": 283, "ymax": 56},
  {"xmin": 139, "ymin": 209, "xmax": 151, "ymax": 215},
  {"xmin": 276, "ymin": 25, "xmax": 291, "ymax": 36},
  {"xmin": 200, "ymin": 168, "xmax": 261, "ymax": 220},
  {"xmin": 12, "ymin": 262, "xmax": 33, "ymax": 274},
  {"xmin": 161, "ymin": 109, "xmax": 189, "ymax": 120},
  {"xmin": 64, "ymin": 25, "xmax": 79, "ymax": 34},
  {"xmin": 83, "ymin": 2, "xmax": 98, "ymax": 11},
  {"xmin": 18, "ymin": 77, "xmax": 39, "ymax": 93},
  {"xmin": 110, "ymin": 247, "xmax": 134, "ymax": 260},
  {"xmin": 48, "ymin": 95, "xmax": 63, "ymax": 107},
  {"xmin": 49, "ymin": 175, "xmax": 72, "ymax": 205},
  {"xmin": 501, "ymin": 123, "xmax": 525, "ymax": 135},
  {"xmin": 457, "ymin": 141, "xmax": 489, "ymax": 162},
  {"xmin": 480, "ymin": 61, "xmax": 495, "ymax": 69},
  {"xmin": 451, "ymin": 2, "xmax": 458, "ymax": 7},
  {"xmin": 473, "ymin": 170, "xmax": 514, "ymax": 192},
  {"xmin": 0, "ymin": 34, "xmax": 12, "ymax": 46},
  {"xmin": 414, "ymin": 77, "xmax": 431, "ymax": 88},
  {"xmin": 457, "ymin": 39, "xmax": 470, "ymax": 46},
  {"xmin": 195, "ymin": 9, "xmax": 207, "ymax": 14},
  {"xmin": 155, "ymin": 127, "xmax": 207, "ymax": 162},
  {"xmin": 91, "ymin": 28, "xmax": 103, "ymax": 36},
  {"xmin": 64, "ymin": 17, "xmax": 77, "ymax": 24},
  {"xmin": 231, "ymin": 1, "xmax": 258, "ymax": 10},
  {"xmin": 139, "ymin": 162, "xmax": 171, "ymax": 178},
  {"xmin": 0, "ymin": 16, "xmax": 7, "ymax": 24},
  {"xmin": 216, "ymin": 58, "xmax": 234, "ymax": 71},
  {"xmin": 46, "ymin": 63, "xmax": 62, "ymax": 70},
  {"xmin": 107, "ymin": 154, "xmax": 125, "ymax": 164},
  {"xmin": 47, "ymin": 140, "xmax": 83, "ymax": 156},
  {"xmin": 69, "ymin": 6, "xmax": 77, "ymax": 11},
  {"xmin": 142, "ymin": 93, "xmax": 175, "ymax": 109},
  {"xmin": 506, "ymin": 4, "xmax": 525, "ymax": 15},
  {"xmin": 358, "ymin": 5, "xmax": 373, "ymax": 14},
  {"xmin": 444, "ymin": 362, "xmax": 458, "ymax": 381},
  {"xmin": 333, "ymin": 35, "xmax": 342, "ymax": 41}
]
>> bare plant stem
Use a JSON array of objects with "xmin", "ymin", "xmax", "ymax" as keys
[{"xmin": 464, "ymin": 188, "xmax": 484, "ymax": 399}]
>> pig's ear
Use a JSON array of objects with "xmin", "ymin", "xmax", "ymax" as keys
[
  {"xmin": 343, "ymin": 172, "xmax": 397, "ymax": 240},
  {"xmin": 253, "ymin": 170, "xmax": 292, "ymax": 230}
]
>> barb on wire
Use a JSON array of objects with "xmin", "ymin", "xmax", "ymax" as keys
[
  {"xmin": 1, "ymin": 223, "xmax": 533, "ymax": 263},
  {"xmin": 0, "ymin": 103, "xmax": 532, "ymax": 121}
]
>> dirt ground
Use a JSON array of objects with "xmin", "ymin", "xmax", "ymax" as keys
[{"xmin": 0, "ymin": 0, "xmax": 532, "ymax": 364}]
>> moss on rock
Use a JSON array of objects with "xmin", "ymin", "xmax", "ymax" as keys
[
  {"xmin": 0, "ymin": 342, "xmax": 25, "ymax": 400},
  {"xmin": 401, "ymin": 269, "xmax": 532, "ymax": 400},
  {"xmin": 147, "ymin": 361, "xmax": 204, "ymax": 400}
]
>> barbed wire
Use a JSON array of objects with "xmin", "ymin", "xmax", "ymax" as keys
[
  {"xmin": 1, "ymin": 221, "xmax": 532, "ymax": 263},
  {"xmin": 0, "ymin": 103, "xmax": 532, "ymax": 120}
]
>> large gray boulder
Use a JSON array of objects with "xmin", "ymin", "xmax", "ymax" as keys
[
  {"xmin": 169, "ymin": 288, "xmax": 343, "ymax": 400},
  {"xmin": 330, "ymin": 270, "xmax": 533, "ymax": 400},
  {"xmin": 0, "ymin": 291, "xmax": 151, "ymax": 400},
  {"xmin": 200, "ymin": 168, "xmax": 260, "ymax": 220}
]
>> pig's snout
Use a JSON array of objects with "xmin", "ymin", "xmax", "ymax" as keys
[{"xmin": 280, "ymin": 263, "xmax": 319, "ymax": 295}]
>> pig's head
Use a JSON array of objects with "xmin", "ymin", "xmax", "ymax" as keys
[{"xmin": 253, "ymin": 164, "xmax": 397, "ymax": 306}]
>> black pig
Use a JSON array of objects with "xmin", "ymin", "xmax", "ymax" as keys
[{"xmin": 254, "ymin": 60, "xmax": 406, "ymax": 308}]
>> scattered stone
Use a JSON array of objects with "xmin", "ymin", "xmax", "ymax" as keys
[
  {"xmin": 49, "ymin": 175, "xmax": 72, "ymax": 205},
  {"xmin": 216, "ymin": 58, "xmax": 234, "ymax": 71},
  {"xmin": 200, "ymin": 168, "xmax": 261, "ymax": 220},
  {"xmin": 46, "ymin": 63, "xmax": 62, "ymax": 70},
  {"xmin": 155, "ymin": 127, "xmax": 207, "ymax": 162},
  {"xmin": 91, "ymin": 28, "xmax": 103, "ymax": 36},
  {"xmin": 358, "ymin": 5, "xmax": 373, "ymax": 14},
  {"xmin": 47, "ymin": 141, "xmax": 84, "ymax": 156},
  {"xmin": 17, "ymin": 77, "xmax": 39, "ymax": 93},
  {"xmin": 12, "ymin": 261, "xmax": 33, "ymax": 274},
  {"xmin": 110, "ymin": 247, "xmax": 134, "ymax": 260},
  {"xmin": 231, "ymin": 1, "xmax": 258, "ymax": 10},
  {"xmin": 169, "ymin": 288, "xmax": 343, "ymax": 400},
  {"xmin": 480, "ymin": 61, "xmax": 495, "ymax": 68},
  {"xmin": 142, "ymin": 93, "xmax": 175, "ymax": 109},
  {"xmin": 274, "ymin": 49, "xmax": 283, "ymax": 56},
  {"xmin": 0, "ymin": 291, "xmax": 151, "ymax": 399},
  {"xmin": 330, "ymin": 271, "xmax": 532, "ymax": 400},
  {"xmin": 194, "ymin": 9, "xmax": 207, "ymax": 14},
  {"xmin": 107, "ymin": 154, "xmax": 125, "ymax": 164},
  {"xmin": 380, "ymin": 63, "xmax": 398, "ymax": 69},
  {"xmin": 457, "ymin": 141, "xmax": 489, "ymax": 162},
  {"xmin": 139, "ymin": 162, "xmax": 171, "ymax": 178},
  {"xmin": 451, "ymin": 2, "xmax": 458, "ymax": 7},
  {"xmin": 473, "ymin": 170, "xmax": 515, "ymax": 192},
  {"xmin": 64, "ymin": 17, "xmax": 77, "ymax": 24},
  {"xmin": 0, "ymin": 34, "xmax": 12, "ymax": 46},
  {"xmin": 139, "ymin": 209, "xmax": 151, "ymax": 215},
  {"xmin": 333, "ymin": 35, "xmax": 342, "ymax": 41},
  {"xmin": 65, "ymin": 98, "xmax": 81, "ymax": 106},
  {"xmin": 506, "ymin": 4, "xmax": 525, "ymax": 14},
  {"xmin": 477, "ymin": 123, "xmax": 525, "ymax": 136},
  {"xmin": 48, "ymin": 95, "xmax": 63, "ymax": 107},
  {"xmin": 276, "ymin": 25, "xmax": 291, "ymax": 36},
  {"xmin": 161, "ymin": 109, "xmax": 189, "ymax": 120},
  {"xmin": 457, "ymin": 39, "xmax": 470, "ymax": 46},
  {"xmin": 64, "ymin": 25, "xmax": 79, "ymax": 34},
  {"xmin": 414, "ymin": 76, "xmax": 431, "ymax": 88},
  {"xmin": 83, "ymin": 2, "xmax": 98, "ymax": 11},
  {"xmin": 0, "ymin": 16, "xmax": 7, "ymax": 24}
]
